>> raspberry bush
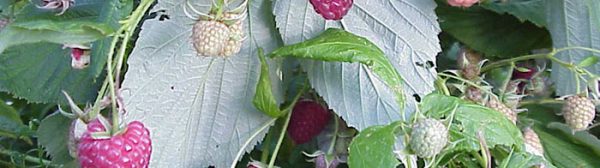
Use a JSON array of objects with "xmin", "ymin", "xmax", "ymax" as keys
[{"xmin": 0, "ymin": 0, "xmax": 599, "ymax": 168}]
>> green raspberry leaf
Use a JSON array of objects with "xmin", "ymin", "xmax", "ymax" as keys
[
  {"xmin": 481, "ymin": 0, "xmax": 546, "ymax": 27},
  {"xmin": 348, "ymin": 121, "xmax": 402, "ymax": 168},
  {"xmin": 253, "ymin": 49, "xmax": 283, "ymax": 118},
  {"xmin": 0, "ymin": 99, "xmax": 33, "ymax": 143},
  {"xmin": 498, "ymin": 151, "xmax": 555, "ymax": 168},
  {"xmin": 37, "ymin": 112, "xmax": 74, "ymax": 165},
  {"xmin": 546, "ymin": 0, "xmax": 600, "ymax": 96},
  {"xmin": 436, "ymin": 2, "xmax": 551, "ymax": 58},
  {"xmin": 269, "ymin": 28, "xmax": 405, "ymax": 115},
  {"xmin": 577, "ymin": 55, "xmax": 599, "ymax": 68},
  {"xmin": 421, "ymin": 94, "xmax": 524, "ymax": 152}
]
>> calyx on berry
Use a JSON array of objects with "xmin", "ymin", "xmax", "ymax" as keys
[
  {"xmin": 309, "ymin": 0, "xmax": 354, "ymax": 20},
  {"xmin": 187, "ymin": 0, "xmax": 248, "ymax": 57},
  {"xmin": 37, "ymin": 0, "xmax": 75, "ymax": 15},
  {"xmin": 304, "ymin": 151, "xmax": 340, "ymax": 168},
  {"xmin": 247, "ymin": 160, "xmax": 279, "ymax": 168},
  {"xmin": 456, "ymin": 48, "xmax": 484, "ymax": 81}
]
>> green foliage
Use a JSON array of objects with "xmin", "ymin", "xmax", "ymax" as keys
[
  {"xmin": 546, "ymin": 0, "xmax": 600, "ymax": 95},
  {"xmin": 421, "ymin": 94, "xmax": 524, "ymax": 152},
  {"xmin": 254, "ymin": 50, "xmax": 283, "ymax": 118},
  {"xmin": 36, "ymin": 112, "xmax": 74, "ymax": 165},
  {"xmin": 586, "ymin": 0, "xmax": 600, "ymax": 30},
  {"xmin": 0, "ymin": 0, "xmax": 132, "ymax": 104},
  {"xmin": 270, "ymin": 28, "xmax": 405, "ymax": 112},
  {"xmin": 436, "ymin": 2, "xmax": 552, "ymax": 58},
  {"xmin": 498, "ymin": 151, "xmax": 554, "ymax": 168},
  {"xmin": 0, "ymin": 99, "xmax": 32, "ymax": 143},
  {"xmin": 578, "ymin": 55, "xmax": 599, "ymax": 67},
  {"xmin": 481, "ymin": 0, "xmax": 546, "ymax": 27},
  {"xmin": 0, "ymin": 43, "xmax": 103, "ymax": 104},
  {"xmin": 348, "ymin": 122, "xmax": 401, "ymax": 168},
  {"xmin": 525, "ymin": 105, "xmax": 600, "ymax": 167}
]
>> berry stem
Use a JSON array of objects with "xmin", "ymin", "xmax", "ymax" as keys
[
  {"xmin": 520, "ymin": 99, "xmax": 563, "ymax": 106},
  {"xmin": 0, "ymin": 148, "xmax": 56, "ymax": 167},
  {"xmin": 266, "ymin": 80, "xmax": 308, "ymax": 168},
  {"xmin": 103, "ymin": 0, "xmax": 157, "ymax": 134},
  {"xmin": 268, "ymin": 109, "xmax": 292, "ymax": 168},
  {"xmin": 230, "ymin": 117, "xmax": 277, "ymax": 168},
  {"xmin": 435, "ymin": 78, "xmax": 451, "ymax": 96},
  {"xmin": 326, "ymin": 116, "xmax": 340, "ymax": 155},
  {"xmin": 498, "ymin": 62, "xmax": 515, "ymax": 99},
  {"xmin": 437, "ymin": 73, "xmax": 495, "ymax": 97},
  {"xmin": 260, "ymin": 128, "xmax": 273, "ymax": 163},
  {"xmin": 480, "ymin": 53, "xmax": 547, "ymax": 73}
]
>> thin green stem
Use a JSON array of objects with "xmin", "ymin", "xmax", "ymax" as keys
[
  {"xmin": 106, "ymin": 37, "xmax": 119, "ymax": 134},
  {"xmin": 547, "ymin": 55, "xmax": 574, "ymax": 68},
  {"xmin": 438, "ymin": 73, "xmax": 495, "ymax": 96},
  {"xmin": 268, "ymin": 110, "xmax": 292, "ymax": 168},
  {"xmin": 554, "ymin": 46, "xmax": 600, "ymax": 55},
  {"xmin": 230, "ymin": 117, "xmax": 277, "ymax": 168},
  {"xmin": 260, "ymin": 129, "xmax": 273, "ymax": 164},
  {"xmin": 575, "ymin": 73, "xmax": 582, "ymax": 94},
  {"xmin": 519, "ymin": 99, "xmax": 563, "ymax": 106},
  {"xmin": 470, "ymin": 152, "xmax": 486, "ymax": 168},
  {"xmin": 89, "ymin": 80, "xmax": 106, "ymax": 119},
  {"xmin": 101, "ymin": 0, "xmax": 156, "ymax": 134},
  {"xmin": 480, "ymin": 53, "xmax": 547, "ymax": 72},
  {"xmin": 435, "ymin": 78, "xmax": 450, "ymax": 96},
  {"xmin": 327, "ymin": 116, "xmax": 339, "ymax": 155},
  {"xmin": 0, "ymin": 148, "xmax": 56, "ymax": 167},
  {"xmin": 499, "ymin": 62, "xmax": 515, "ymax": 98}
]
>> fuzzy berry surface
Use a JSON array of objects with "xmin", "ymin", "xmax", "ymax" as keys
[
  {"xmin": 77, "ymin": 119, "xmax": 152, "ymax": 168},
  {"xmin": 309, "ymin": 0, "xmax": 353, "ymax": 20},
  {"xmin": 409, "ymin": 118, "xmax": 448, "ymax": 158},
  {"xmin": 486, "ymin": 98, "xmax": 517, "ymax": 124},
  {"xmin": 562, "ymin": 95, "xmax": 596, "ymax": 131},
  {"xmin": 447, "ymin": 0, "xmax": 479, "ymax": 7},
  {"xmin": 523, "ymin": 128, "xmax": 544, "ymax": 157},
  {"xmin": 288, "ymin": 100, "xmax": 331, "ymax": 144},
  {"xmin": 192, "ymin": 20, "xmax": 231, "ymax": 57}
]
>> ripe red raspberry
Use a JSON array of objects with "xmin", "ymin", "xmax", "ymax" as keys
[
  {"xmin": 287, "ymin": 100, "xmax": 331, "ymax": 144},
  {"xmin": 447, "ymin": 0, "xmax": 479, "ymax": 8},
  {"xmin": 562, "ymin": 95, "xmax": 596, "ymax": 131},
  {"xmin": 309, "ymin": 0, "xmax": 353, "ymax": 20},
  {"xmin": 77, "ymin": 119, "xmax": 152, "ymax": 168}
]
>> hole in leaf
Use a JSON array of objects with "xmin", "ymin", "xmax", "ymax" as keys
[
  {"xmin": 413, "ymin": 94, "xmax": 421, "ymax": 102},
  {"xmin": 415, "ymin": 62, "xmax": 424, "ymax": 67},
  {"xmin": 426, "ymin": 61, "xmax": 435, "ymax": 68},
  {"xmin": 159, "ymin": 14, "xmax": 170, "ymax": 21}
]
